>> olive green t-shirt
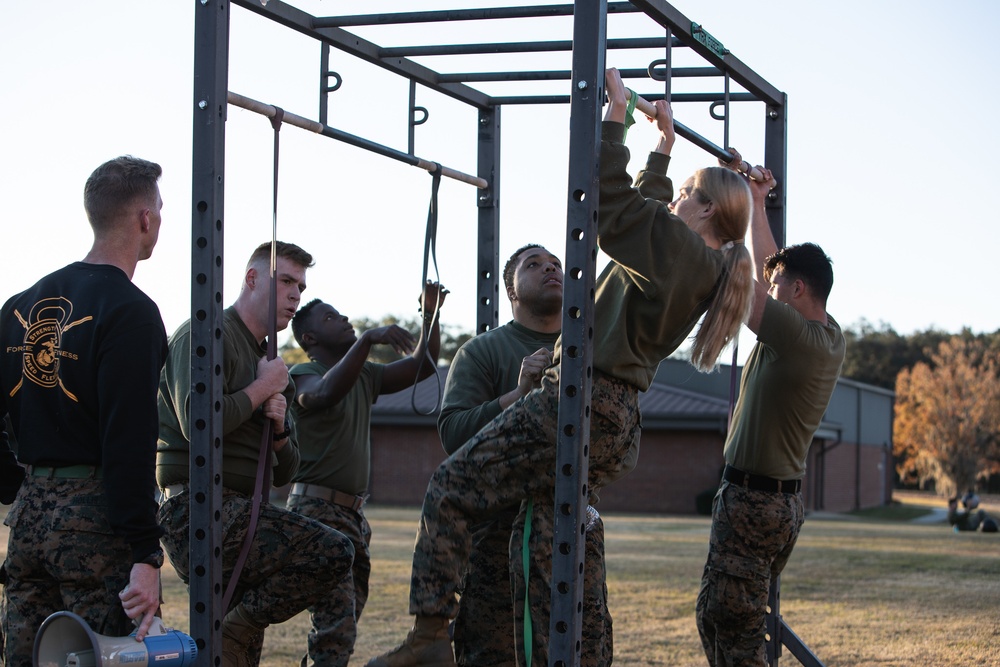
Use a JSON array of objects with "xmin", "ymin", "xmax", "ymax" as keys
[
  {"xmin": 724, "ymin": 298, "xmax": 846, "ymax": 480},
  {"xmin": 289, "ymin": 360, "xmax": 384, "ymax": 496}
]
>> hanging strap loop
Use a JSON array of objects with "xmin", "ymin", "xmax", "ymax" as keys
[
  {"xmin": 222, "ymin": 106, "xmax": 284, "ymax": 613},
  {"xmin": 411, "ymin": 165, "xmax": 444, "ymax": 416}
]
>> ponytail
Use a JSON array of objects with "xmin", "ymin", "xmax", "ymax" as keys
[
  {"xmin": 686, "ymin": 166, "xmax": 754, "ymax": 372},
  {"xmin": 690, "ymin": 243, "xmax": 754, "ymax": 371}
]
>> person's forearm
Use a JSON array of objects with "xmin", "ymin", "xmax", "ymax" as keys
[
  {"xmin": 242, "ymin": 377, "xmax": 282, "ymax": 410},
  {"xmin": 653, "ymin": 133, "xmax": 673, "ymax": 156},
  {"xmin": 605, "ymin": 99, "xmax": 626, "ymax": 124},
  {"xmin": 412, "ymin": 319, "xmax": 441, "ymax": 377},
  {"xmin": 299, "ymin": 335, "xmax": 376, "ymax": 411},
  {"xmin": 498, "ymin": 386, "xmax": 526, "ymax": 411},
  {"xmin": 748, "ymin": 197, "xmax": 778, "ymax": 284}
]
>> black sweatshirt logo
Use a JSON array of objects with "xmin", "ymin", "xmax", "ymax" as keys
[{"xmin": 9, "ymin": 297, "xmax": 92, "ymax": 401}]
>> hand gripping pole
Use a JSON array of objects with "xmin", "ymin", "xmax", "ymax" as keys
[{"xmin": 623, "ymin": 89, "xmax": 767, "ymax": 183}]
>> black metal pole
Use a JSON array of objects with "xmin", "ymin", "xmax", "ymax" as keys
[
  {"xmin": 476, "ymin": 106, "xmax": 501, "ymax": 333},
  {"xmin": 764, "ymin": 94, "xmax": 788, "ymax": 248},
  {"xmin": 550, "ymin": 1, "xmax": 606, "ymax": 665},
  {"xmin": 189, "ymin": 0, "xmax": 228, "ymax": 663}
]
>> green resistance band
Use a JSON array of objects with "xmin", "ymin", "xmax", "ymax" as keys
[
  {"xmin": 622, "ymin": 87, "xmax": 638, "ymax": 142},
  {"xmin": 522, "ymin": 498, "xmax": 534, "ymax": 665}
]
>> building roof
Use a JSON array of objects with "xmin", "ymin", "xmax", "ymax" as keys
[{"xmin": 372, "ymin": 364, "xmax": 730, "ymax": 431}]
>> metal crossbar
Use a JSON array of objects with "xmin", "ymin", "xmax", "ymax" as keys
[{"xmin": 227, "ymin": 91, "xmax": 488, "ymax": 189}]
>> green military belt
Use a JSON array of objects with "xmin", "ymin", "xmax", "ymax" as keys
[{"xmin": 28, "ymin": 464, "xmax": 103, "ymax": 479}]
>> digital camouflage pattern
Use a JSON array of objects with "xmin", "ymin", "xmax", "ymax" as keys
[
  {"xmin": 286, "ymin": 493, "xmax": 372, "ymax": 667},
  {"xmin": 408, "ymin": 370, "xmax": 638, "ymax": 667},
  {"xmin": 452, "ymin": 508, "xmax": 520, "ymax": 667},
  {"xmin": 2, "ymin": 476, "xmax": 134, "ymax": 667},
  {"xmin": 157, "ymin": 487, "xmax": 355, "ymax": 641},
  {"xmin": 695, "ymin": 482, "xmax": 804, "ymax": 667},
  {"xmin": 510, "ymin": 503, "xmax": 612, "ymax": 667},
  {"xmin": 455, "ymin": 499, "xmax": 612, "ymax": 667}
]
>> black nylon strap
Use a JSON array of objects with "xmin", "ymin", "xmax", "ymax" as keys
[
  {"xmin": 223, "ymin": 106, "xmax": 284, "ymax": 613},
  {"xmin": 411, "ymin": 165, "xmax": 444, "ymax": 416}
]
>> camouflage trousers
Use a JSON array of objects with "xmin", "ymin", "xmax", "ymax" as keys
[
  {"xmin": 2, "ymin": 475, "xmax": 137, "ymax": 667},
  {"xmin": 285, "ymin": 493, "xmax": 372, "ymax": 667},
  {"xmin": 510, "ymin": 502, "xmax": 612, "ymax": 667},
  {"xmin": 452, "ymin": 508, "xmax": 520, "ymax": 667},
  {"xmin": 454, "ymin": 506, "xmax": 612, "ymax": 667},
  {"xmin": 695, "ymin": 481, "xmax": 804, "ymax": 667},
  {"xmin": 409, "ymin": 370, "xmax": 638, "ymax": 667},
  {"xmin": 158, "ymin": 486, "xmax": 355, "ymax": 641}
]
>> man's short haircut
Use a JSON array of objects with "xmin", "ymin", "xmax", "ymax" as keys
[
  {"xmin": 83, "ymin": 156, "xmax": 162, "ymax": 233},
  {"xmin": 246, "ymin": 241, "xmax": 315, "ymax": 271},
  {"xmin": 764, "ymin": 242, "xmax": 834, "ymax": 303},
  {"xmin": 502, "ymin": 243, "xmax": 544, "ymax": 291},
  {"xmin": 291, "ymin": 298, "xmax": 324, "ymax": 350}
]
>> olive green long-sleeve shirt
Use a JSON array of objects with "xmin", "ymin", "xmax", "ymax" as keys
[
  {"xmin": 157, "ymin": 307, "xmax": 299, "ymax": 495},
  {"xmin": 592, "ymin": 121, "xmax": 724, "ymax": 391},
  {"xmin": 438, "ymin": 320, "xmax": 560, "ymax": 455}
]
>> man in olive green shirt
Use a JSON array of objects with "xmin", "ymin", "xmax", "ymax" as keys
[
  {"xmin": 157, "ymin": 241, "xmax": 355, "ymax": 667},
  {"xmin": 439, "ymin": 244, "xmax": 613, "ymax": 667},
  {"xmin": 696, "ymin": 164, "xmax": 846, "ymax": 667},
  {"xmin": 286, "ymin": 281, "xmax": 446, "ymax": 667}
]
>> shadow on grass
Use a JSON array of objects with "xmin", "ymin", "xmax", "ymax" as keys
[{"xmin": 847, "ymin": 502, "xmax": 937, "ymax": 522}]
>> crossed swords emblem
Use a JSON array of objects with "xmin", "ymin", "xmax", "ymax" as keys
[{"xmin": 9, "ymin": 297, "xmax": 92, "ymax": 402}]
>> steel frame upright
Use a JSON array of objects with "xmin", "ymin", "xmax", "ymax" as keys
[
  {"xmin": 476, "ymin": 106, "xmax": 502, "ymax": 333},
  {"xmin": 764, "ymin": 94, "xmax": 788, "ymax": 247},
  {"xmin": 189, "ymin": 0, "xmax": 229, "ymax": 664},
  {"xmin": 549, "ymin": 4, "xmax": 606, "ymax": 663}
]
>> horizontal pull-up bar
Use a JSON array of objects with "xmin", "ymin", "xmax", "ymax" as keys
[
  {"xmin": 380, "ymin": 36, "xmax": 680, "ymax": 58},
  {"xmin": 491, "ymin": 92, "xmax": 757, "ymax": 106},
  {"xmin": 226, "ymin": 91, "xmax": 489, "ymax": 189},
  {"xmin": 314, "ymin": 2, "xmax": 640, "ymax": 27},
  {"xmin": 438, "ymin": 66, "xmax": 722, "ymax": 84},
  {"xmin": 624, "ymin": 90, "xmax": 766, "ymax": 183}
]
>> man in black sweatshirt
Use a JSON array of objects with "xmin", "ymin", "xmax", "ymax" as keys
[{"xmin": 0, "ymin": 156, "xmax": 169, "ymax": 665}]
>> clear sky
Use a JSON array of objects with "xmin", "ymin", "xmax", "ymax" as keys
[{"xmin": 2, "ymin": 1, "xmax": 998, "ymax": 355}]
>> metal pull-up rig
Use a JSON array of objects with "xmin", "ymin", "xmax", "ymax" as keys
[{"xmin": 189, "ymin": 2, "xmax": 797, "ymax": 665}]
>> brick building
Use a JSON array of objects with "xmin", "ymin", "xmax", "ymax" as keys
[{"xmin": 367, "ymin": 359, "xmax": 894, "ymax": 515}]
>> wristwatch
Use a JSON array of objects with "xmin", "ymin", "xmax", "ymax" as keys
[
  {"xmin": 273, "ymin": 418, "xmax": 292, "ymax": 441},
  {"xmin": 139, "ymin": 549, "xmax": 165, "ymax": 569}
]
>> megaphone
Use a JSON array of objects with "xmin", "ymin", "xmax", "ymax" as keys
[{"xmin": 33, "ymin": 611, "xmax": 197, "ymax": 667}]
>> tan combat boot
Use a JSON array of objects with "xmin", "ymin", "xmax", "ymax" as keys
[
  {"xmin": 221, "ymin": 605, "xmax": 266, "ymax": 667},
  {"xmin": 365, "ymin": 615, "xmax": 455, "ymax": 667}
]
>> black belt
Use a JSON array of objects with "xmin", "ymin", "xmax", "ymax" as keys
[{"xmin": 723, "ymin": 465, "xmax": 801, "ymax": 494}]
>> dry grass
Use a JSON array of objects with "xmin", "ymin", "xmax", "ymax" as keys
[{"xmin": 8, "ymin": 496, "xmax": 1000, "ymax": 666}]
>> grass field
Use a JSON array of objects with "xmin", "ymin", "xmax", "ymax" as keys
[{"xmin": 11, "ymin": 494, "xmax": 1000, "ymax": 666}]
